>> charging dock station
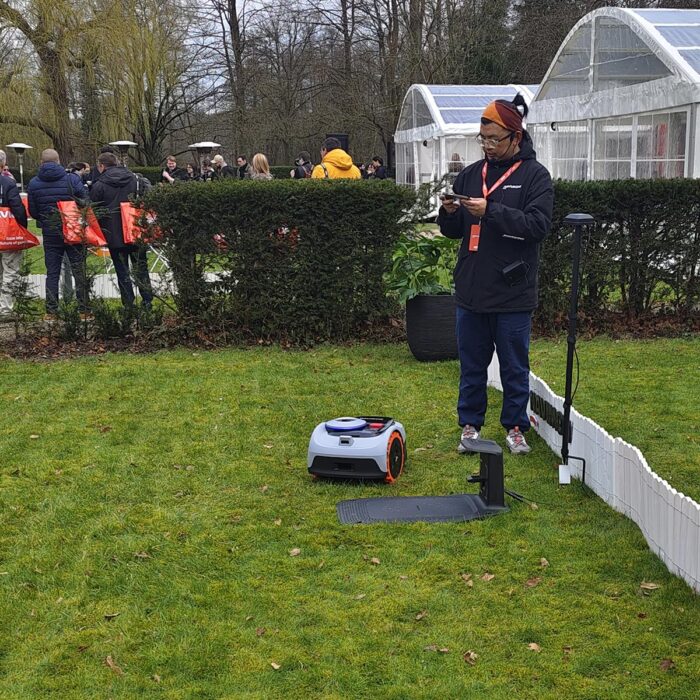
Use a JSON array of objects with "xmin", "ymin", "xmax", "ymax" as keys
[{"xmin": 336, "ymin": 439, "xmax": 509, "ymax": 524}]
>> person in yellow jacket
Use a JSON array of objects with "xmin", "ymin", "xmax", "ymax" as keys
[{"xmin": 311, "ymin": 137, "xmax": 362, "ymax": 179}]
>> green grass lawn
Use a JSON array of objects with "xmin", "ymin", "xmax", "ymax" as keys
[{"xmin": 0, "ymin": 343, "xmax": 698, "ymax": 699}]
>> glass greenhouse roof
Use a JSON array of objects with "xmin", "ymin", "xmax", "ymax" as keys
[
  {"xmin": 633, "ymin": 8, "xmax": 700, "ymax": 78},
  {"xmin": 426, "ymin": 85, "xmax": 538, "ymax": 125}
]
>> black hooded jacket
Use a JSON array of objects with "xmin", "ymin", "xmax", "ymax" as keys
[
  {"xmin": 436, "ymin": 131, "xmax": 553, "ymax": 313},
  {"xmin": 0, "ymin": 175, "xmax": 28, "ymax": 228},
  {"xmin": 89, "ymin": 166, "xmax": 138, "ymax": 249}
]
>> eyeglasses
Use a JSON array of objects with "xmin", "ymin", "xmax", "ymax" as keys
[{"xmin": 475, "ymin": 133, "xmax": 512, "ymax": 148}]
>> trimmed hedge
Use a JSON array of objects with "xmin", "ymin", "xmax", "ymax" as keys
[
  {"xmin": 540, "ymin": 179, "xmax": 700, "ymax": 329},
  {"xmin": 143, "ymin": 179, "xmax": 415, "ymax": 342}
]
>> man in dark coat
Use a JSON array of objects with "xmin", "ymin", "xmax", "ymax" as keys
[
  {"xmin": 90, "ymin": 152, "xmax": 153, "ymax": 309},
  {"xmin": 0, "ymin": 148, "xmax": 29, "ymax": 319},
  {"xmin": 27, "ymin": 149, "xmax": 90, "ymax": 318},
  {"xmin": 160, "ymin": 155, "xmax": 189, "ymax": 184},
  {"xmin": 437, "ymin": 94, "xmax": 553, "ymax": 455}
]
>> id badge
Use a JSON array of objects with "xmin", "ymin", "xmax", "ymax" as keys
[{"xmin": 468, "ymin": 223, "xmax": 481, "ymax": 252}]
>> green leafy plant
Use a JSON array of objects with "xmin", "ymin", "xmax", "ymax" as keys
[{"xmin": 384, "ymin": 231, "xmax": 458, "ymax": 304}]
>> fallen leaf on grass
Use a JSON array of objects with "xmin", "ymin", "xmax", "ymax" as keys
[
  {"xmin": 640, "ymin": 581, "xmax": 660, "ymax": 594},
  {"xmin": 105, "ymin": 655, "xmax": 124, "ymax": 675},
  {"xmin": 415, "ymin": 610, "xmax": 428, "ymax": 621},
  {"xmin": 134, "ymin": 551, "xmax": 151, "ymax": 559},
  {"xmin": 424, "ymin": 645, "xmax": 449, "ymax": 653},
  {"xmin": 562, "ymin": 646, "xmax": 573, "ymax": 655},
  {"xmin": 659, "ymin": 658, "xmax": 675, "ymax": 672},
  {"xmin": 260, "ymin": 484, "xmax": 269, "ymax": 493},
  {"xmin": 637, "ymin": 612, "xmax": 648, "ymax": 619},
  {"xmin": 152, "ymin": 674, "xmax": 162, "ymax": 683},
  {"xmin": 289, "ymin": 548, "xmax": 301, "ymax": 557},
  {"xmin": 273, "ymin": 519, "xmax": 282, "ymax": 526},
  {"xmin": 263, "ymin": 444, "xmax": 273, "ymax": 449},
  {"xmin": 525, "ymin": 577, "xmax": 542, "ymax": 588},
  {"xmin": 461, "ymin": 573, "xmax": 474, "ymax": 588},
  {"xmin": 270, "ymin": 662, "xmax": 281, "ymax": 671},
  {"xmin": 463, "ymin": 650, "xmax": 478, "ymax": 665},
  {"xmin": 98, "ymin": 425, "xmax": 112, "ymax": 433},
  {"xmin": 399, "ymin": 575, "xmax": 408, "ymax": 580},
  {"xmin": 539, "ymin": 558, "xmax": 549, "ymax": 568},
  {"xmin": 256, "ymin": 627, "xmax": 266, "ymax": 637},
  {"xmin": 480, "ymin": 572, "xmax": 495, "ymax": 582},
  {"xmin": 104, "ymin": 612, "xmax": 120, "ymax": 621},
  {"xmin": 29, "ymin": 434, "xmax": 40, "ymax": 440},
  {"xmin": 370, "ymin": 557, "xmax": 381, "ymax": 566},
  {"xmin": 527, "ymin": 643, "xmax": 541, "ymax": 652},
  {"xmin": 354, "ymin": 594, "xmax": 366, "ymax": 600},
  {"xmin": 530, "ymin": 502, "xmax": 539, "ymax": 510}
]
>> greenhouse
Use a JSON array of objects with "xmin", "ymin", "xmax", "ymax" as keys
[
  {"xmin": 528, "ymin": 7, "xmax": 700, "ymax": 180},
  {"xmin": 394, "ymin": 84, "xmax": 537, "ymax": 191}
]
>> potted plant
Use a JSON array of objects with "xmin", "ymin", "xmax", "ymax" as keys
[{"xmin": 385, "ymin": 231, "xmax": 459, "ymax": 361}]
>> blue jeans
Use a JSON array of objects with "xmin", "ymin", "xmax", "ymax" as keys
[
  {"xmin": 44, "ymin": 243, "xmax": 89, "ymax": 313},
  {"xmin": 455, "ymin": 307, "xmax": 531, "ymax": 432},
  {"xmin": 109, "ymin": 246, "xmax": 153, "ymax": 307}
]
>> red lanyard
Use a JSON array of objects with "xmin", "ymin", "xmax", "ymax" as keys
[{"xmin": 481, "ymin": 160, "xmax": 522, "ymax": 198}]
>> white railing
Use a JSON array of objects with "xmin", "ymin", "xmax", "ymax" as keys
[{"xmin": 487, "ymin": 356, "xmax": 700, "ymax": 593}]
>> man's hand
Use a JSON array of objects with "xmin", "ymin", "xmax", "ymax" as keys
[
  {"xmin": 463, "ymin": 197, "xmax": 487, "ymax": 218},
  {"xmin": 441, "ymin": 198, "xmax": 460, "ymax": 214}
]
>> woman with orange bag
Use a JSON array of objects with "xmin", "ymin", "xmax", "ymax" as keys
[{"xmin": 0, "ymin": 149, "xmax": 32, "ymax": 320}]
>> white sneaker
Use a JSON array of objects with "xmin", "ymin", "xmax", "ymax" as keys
[
  {"xmin": 506, "ymin": 427, "xmax": 531, "ymax": 454},
  {"xmin": 457, "ymin": 424, "xmax": 480, "ymax": 454}
]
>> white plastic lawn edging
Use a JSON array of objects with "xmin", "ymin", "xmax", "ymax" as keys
[{"xmin": 487, "ymin": 355, "xmax": 700, "ymax": 593}]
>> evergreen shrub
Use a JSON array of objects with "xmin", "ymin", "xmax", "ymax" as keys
[
  {"xmin": 142, "ymin": 178, "xmax": 415, "ymax": 343},
  {"xmin": 540, "ymin": 178, "xmax": 700, "ymax": 329}
]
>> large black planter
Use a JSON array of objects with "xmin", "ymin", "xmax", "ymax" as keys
[{"xmin": 405, "ymin": 294, "xmax": 458, "ymax": 361}]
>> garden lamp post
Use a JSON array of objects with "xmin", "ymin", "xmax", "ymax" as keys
[
  {"xmin": 189, "ymin": 141, "xmax": 221, "ymax": 174},
  {"xmin": 6, "ymin": 143, "xmax": 33, "ymax": 192},
  {"xmin": 109, "ymin": 140, "xmax": 138, "ymax": 167},
  {"xmin": 559, "ymin": 212, "xmax": 595, "ymax": 486}
]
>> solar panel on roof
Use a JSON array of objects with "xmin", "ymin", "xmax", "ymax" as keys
[
  {"xmin": 441, "ymin": 109, "xmax": 487, "ymax": 124},
  {"xmin": 633, "ymin": 9, "xmax": 700, "ymax": 25},
  {"xmin": 427, "ymin": 85, "xmax": 519, "ymax": 96},
  {"xmin": 433, "ymin": 96, "xmax": 495, "ymax": 109},
  {"xmin": 656, "ymin": 26, "xmax": 700, "ymax": 48},
  {"xmin": 679, "ymin": 49, "xmax": 700, "ymax": 74}
]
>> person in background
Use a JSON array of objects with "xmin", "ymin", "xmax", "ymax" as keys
[
  {"xmin": 250, "ymin": 153, "xmax": 273, "ymax": 180},
  {"xmin": 211, "ymin": 154, "xmax": 236, "ymax": 179},
  {"xmin": 161, "ymin": 155, "xmax": 188, "ymax": 184},
  {"xmin": 27, "ymin": 149, "xmax": 90, "ymax": 320},
  {"xmin": 368, "ymin": 156, "xmax": 387, "ymax": 179},
  {"xmin": 447, "ymin": 153, "xmax": 464, "ymax": 185},
  {"xmin": 290, "ymin": 151, "xmax": 312, "ymax": 179},
  {"xmin": 88, "ymin": 145, "xmax": 119, "ymax": 190},
  {"xmin": 235, "ymin": 155, "xmax": 252, "ymax": 179},
  {"xmin": 185, "ymin": 162, "xmax": 200, "ymax": 181},
  {"xmin": 1, "ymin": 164, "xmax": 14, "ymax": 180},
  {"xmin": 0, "ymin": 149, "xmax": 28, "ymax": 320},
  {"xmin": 437, "ymin": 94, "xmax": 553, "ymax": 456},
  {"xmin": 199, "ymin": 158, "xmax": 216, "ymax": 182},
  {"xmin": 90, "ymin": 152, "xmax": 153, "ymax": 310},
  {"xmin": 311, "ymin": 137, "xmax": 361, "ymax": 179}
]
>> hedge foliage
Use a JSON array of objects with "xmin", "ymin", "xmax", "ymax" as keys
[
  {"xmin": 540, "ymin": 179, "xmax": 700, "ymax": 329},
  {"xmin": 142, "ymin": 179, "xmax": 415, "ymax": 342}
]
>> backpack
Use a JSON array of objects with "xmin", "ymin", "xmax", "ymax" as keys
[{"xmin": 134, "ymin": 172, "xmax": 153, "ymax": 195}]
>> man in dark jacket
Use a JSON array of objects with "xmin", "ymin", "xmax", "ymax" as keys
[
  {"xmin": 369, "ymin": 156, "xmax": 387, "ymax": 179},
  {"xmin": 27, "ymin": 149, "xmax": 90, "ymax": 318},
  {"xmin": 0, "ymin": 149, "xmax": 29, "ymax": 319},
  {"xmin": 161, "ymin": 155, "xmax": 189, "ymax": 184},
  {"xmin": 437, "ymin": 94, "xmax": 553, "ymax": 455},
  {"xmin": 90, "ymin": 152, "xmax": 153, "ymax": 309}
]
